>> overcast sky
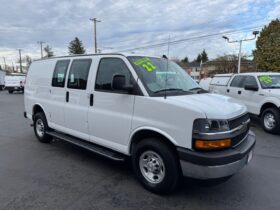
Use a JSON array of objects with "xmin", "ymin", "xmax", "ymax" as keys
[{"xmin": 0, "ymin": 0, "xmax": 279, "ymax": 66}]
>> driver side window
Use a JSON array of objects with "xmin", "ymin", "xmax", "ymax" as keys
[{"xmin": 95, "ymin": 58, "xmax": 132, "ymax": 92}]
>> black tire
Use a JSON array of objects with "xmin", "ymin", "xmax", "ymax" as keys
[
  {"xmin": 132, "ymin": 138, "xmax": 180, "ymax": 194},
  {"xmin": 33, "ymin": 112, "xmax": 52, "ymax": 143},
  {"xmin": 8, "ymin": 90, "xmax": 13, "ymax": 94},
  {"xmin": 261, "ymin": 107, "xmax": 280, "ymax": 134}
]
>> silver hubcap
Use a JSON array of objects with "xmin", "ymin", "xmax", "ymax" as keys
[
  {"xmin": 264, "ymin": 112, "xmax": 276, "ymax": 130},
  {"xmin": 139, "ymin": 151, "xmax": 165, "ymax": 184},
  {"xmin": 36, "ymin": 119, "xmax": 45, "ymax": 137}
]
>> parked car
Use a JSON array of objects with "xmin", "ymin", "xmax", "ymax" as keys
[
  {"xmin": 209, "ymin": 73, "xmax": 280, "ymax": 134},
  {"xmin": 24, "ymin": 54, "xmax": 256, "ymax": 194},
  {"xmin": 4, "ymin": 73, "xmax": 26, "ymax": 93}
]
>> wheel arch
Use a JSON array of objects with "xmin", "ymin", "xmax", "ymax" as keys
[
  {"xmin": 260, "ymin": 102, "xmax": 279, "ymax": 116},
  {"xmin": 32, "ymin": 103, "xmax": 46, "ymax": 120},
  {"xmin": 128, "ymin": 127, "xmax": 178, "ymax": 155}
]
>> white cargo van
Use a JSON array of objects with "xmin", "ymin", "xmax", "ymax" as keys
[
  {"xmin": 4, "ymin": 73, "xmax": 26, "ymax": 93},
  {"xmin": 24, "ymin": 54, "xmax": 256, "ymax": 194},
  {"xmin": 209, "ymin": 73, "xmax": 280, "ymax": 134}
]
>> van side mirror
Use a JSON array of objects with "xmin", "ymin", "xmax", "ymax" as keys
[
  {"xmin": 112, "ymin": 74, "xmax": 133, "ymax": 93},
  {"xmin": 244, "ymin": 84, "xmax": 258, "ymax": 91}
]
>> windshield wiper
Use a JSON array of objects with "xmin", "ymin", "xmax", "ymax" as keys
[
  {"xmin": 189, "ymin": 87, "xmax": 203, "ymax": 91},
  {"xmin": 189, "ymin": 87, "xmax": 208, "ymax": 93},
  {"xmin": 154, "ymin": 88, "xmax": 187, "ymax": 93}
]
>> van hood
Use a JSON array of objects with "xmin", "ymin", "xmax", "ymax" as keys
[{"xmin": 166, "ymin": 93, "xmax": 247, "ymax": 119}]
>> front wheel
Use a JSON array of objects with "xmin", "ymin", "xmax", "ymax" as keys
[
  {"xmin": 8, "ymin": 90, "xmax": 13, "ymax": 94},
  {"xmin": 261, "ymin": 107, "xmax": 280, "ymax": 134},
  {"xmin": 132, "ymin": 139, "xmax": 180, "ymax": 194},
  {"xmin": 33, "ymin": 112, "xmax": 52, "ymax": 143}
]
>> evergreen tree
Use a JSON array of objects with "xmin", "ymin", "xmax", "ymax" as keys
[
  {"xmin": 253, "ymin": 19, "xmax": 280, "ymax": 72},
  {"xmin": 201, "ymin": 49, "xmax": 209, "ymax": 63},
  {"xmin": 68, "ymin": 37, "xmax": 86, "ymax": 55},
  {"xmin": 196, "ymin": 54, "xmax": 202, "ymax": 63},
  {"xmin": 182, "ymin": 56, "xmax": 189, "ymax": 63},
  {"xmin": 44, "ymin": 45, "xmax": 54, "ymax": 58}
]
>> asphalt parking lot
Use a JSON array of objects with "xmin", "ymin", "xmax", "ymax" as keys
[{"xmin": 0, "ymin": 91, "xmax": 280, "ymax": 210}]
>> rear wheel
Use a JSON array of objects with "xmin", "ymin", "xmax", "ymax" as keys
[
  {"xmin": 33, "ymin": 112, "xmax": 52, "ymax": 143},
  {"xmin": 132, "ymin": 138, "xmax": 180, "ymax": 194},
  {"xmin": 261, "ymin": 107, "xmax": 280, "ymax": 134}
]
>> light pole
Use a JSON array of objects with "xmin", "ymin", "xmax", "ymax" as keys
[
  {"xmin": 222, "ymin": 31, "xmax": 259, "ymax": 73},
  {"xmin": 90, "ymin": 17, "xmax": 101, "ymax": 53},
  {"xmin": 18, "ymin": 49, "xmax": 23, "ymax": 73},
  {"xmin": 37, "ymin": 41, "xmax": 45, "ymax": 58},
  {"xmin": 3, "ymin": 57, "xmax": 6, "ymax": 70}
]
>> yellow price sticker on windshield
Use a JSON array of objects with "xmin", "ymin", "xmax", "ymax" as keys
[
  {"xmin": 259, "ymin": 76, "xmax": 272, "ymax": 84},
  {"xmin": 134, "ymin": 57, "xmax": 157, "ymax": 72}
]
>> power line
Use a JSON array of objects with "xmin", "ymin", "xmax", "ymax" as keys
[
  {"xmin": 99, "ymin": 16, "xmax": 275, "ymax": 46},
  {"xmin": 115, "ymin": 25, "xmax": 263, "ymax": 52},
  {"xmin": 111, "ymin": 26, "xmax": 263, "ymax": 51}
]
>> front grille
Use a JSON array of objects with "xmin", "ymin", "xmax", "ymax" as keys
[
  {"xmin": 229, "ymin": 113, "xmax": 250, "ymax": 147},
  {"xmin": 232, "ymin": 126, "xmax": 249, "ymax": 147},
  {"xmin": 228, "ymin": 113, "xmax": 250, "ymax": 130}
]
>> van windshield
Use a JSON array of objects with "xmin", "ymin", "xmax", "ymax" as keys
[
  {"xmin": 128, "ymin": 56, "xmax": 200, "ymax": 96},
  {"xmin": 258, "ymin": 75, "xmax": 280, "ymax": 89}
]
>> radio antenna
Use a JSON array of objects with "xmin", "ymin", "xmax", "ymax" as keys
[{"xmin": 164, "ymin": 35, "xmax": 171, "ymax": 99}]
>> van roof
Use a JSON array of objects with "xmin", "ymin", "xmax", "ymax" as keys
[{"xmin": 33, "ymin": 53, "xmax": 162, "ymax": 62}]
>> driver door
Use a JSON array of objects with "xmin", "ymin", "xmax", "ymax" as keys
[{"xmin": 87, "ymin": 56, "xmax": 138, "ymax": 153}]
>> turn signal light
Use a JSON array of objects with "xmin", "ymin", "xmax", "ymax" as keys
[{"xmin": 195, "ymin": 139, "xmax": 231, "ymax": 150}]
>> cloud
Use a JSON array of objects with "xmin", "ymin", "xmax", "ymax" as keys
[{"xmin": 0, "ymin": 0, "xmax": 278, "ymax": 66}]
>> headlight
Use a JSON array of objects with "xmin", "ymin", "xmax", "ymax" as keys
[
  {"xmin": 193, "ymin": 119, "xmax": 229, "ymax": 133},
  {"xmin": 192, "ymin": 119, "xmax": 231, "ymax": 151}
]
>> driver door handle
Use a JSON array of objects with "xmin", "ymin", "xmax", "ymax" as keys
[
  {"xmin": 66, "ymin": 91, "xmax": 69, "ymax": 102},
  {"xmin": 90, "ymin": 94, "xmax": 94, "ymax": 106}
]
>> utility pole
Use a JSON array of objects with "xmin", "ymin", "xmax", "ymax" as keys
[
  {"xmin": 222, "ymin": 31, "xmax": 259, "ymax": 74},
  {"xmin": 12, "ymin": 61, "xmax": 15, "ymax": 73},
  {"xmin": 18, "ymin": 49, "xmax": 22, "ymax": 73},
  {"xmin": 37, "ymin": 41, "xmax": 45, "ymax": 58},
  {"xmin": 3, "ymin": 57, "xmax": 6, "ymax": 70},
  {"xmin": 90, "ymin": 17, "xmax": 101, "ymax": 53}
]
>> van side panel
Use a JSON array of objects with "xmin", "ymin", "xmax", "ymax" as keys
[{"xmin": 25, "ymin": 60, "xmax": 56, "ymax": 122}]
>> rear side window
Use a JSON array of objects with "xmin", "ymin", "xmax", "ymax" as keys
[
  {"xmin": 230, "ymin": 76, "xmax": 245, "ymax": 87},
  {"xmin": 52, "ymin": 60, "xmax": 70, "ymax": 87},
  {"xmin": 67, "ymin": 59, "xmax": 92, "ymax": 90},
  {"xmin": 210, "ymin": 76, "xmax": 231, "ymax": 86},
  {"xmin": 95, "ymin": 58, "xmax": 132, "ymax": 92}
]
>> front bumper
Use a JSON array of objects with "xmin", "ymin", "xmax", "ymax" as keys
[
  {"xmin": 4, "ymin": 86, "xmax": 24, "ymax": 91},
  {"xmin": 177, "ymin": 130, "xmax": 256, "ymax": 179}
]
